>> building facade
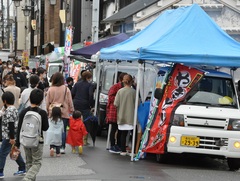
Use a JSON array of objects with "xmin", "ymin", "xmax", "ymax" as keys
[
  {"xmin": 102, "ymin": 0, "xmax": 240, "ymax": 41},
  {"xmin": 5, "ymin": 0, "xmax": 240, "ymax": 59}
]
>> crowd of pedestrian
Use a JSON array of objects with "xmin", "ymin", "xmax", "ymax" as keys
[
  {"xmin": 0, "ymin": 56, "xmax": 140, "ymax": 180},
  {"xmin": 0, "ymin": 58, "xmax": 95, "ymax": 180}
]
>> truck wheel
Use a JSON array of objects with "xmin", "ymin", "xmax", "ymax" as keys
[
  {"xmin": 156, "ymin": 154, "xmax": 168, "ymax": 163},
  {"xmin": 227, "ymin": 158, "xmax": 240, "ymax": 171}
]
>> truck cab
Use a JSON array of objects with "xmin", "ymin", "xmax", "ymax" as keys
[
  {"xmin": 161, "ymin": 69, "xmax": 240, "ymax": 170},
  {"xmin": 47, "ymin": 61, "xmax": 64, "ymax": 83}
]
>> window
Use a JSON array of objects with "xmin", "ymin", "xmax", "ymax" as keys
[
  {"xmin": 125, "ymin": 23, "xmax": 133, "ymax": 33},
  {"xmin": 102, "ymin": 67, "xmax": 138, "ymax": 93},
  {"xmin": 187, "ymin": 77, "xmax": 237, "ymax": 107},
  {"xmin": 119, "ymin": 0, "xmax": 136, "ymax": 10}
]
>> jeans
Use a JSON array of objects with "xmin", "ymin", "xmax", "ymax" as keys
[
  {"xmin": 62, "ymin": 118, "xmax": 69, "ymax": 149},
  {"xmin": 120, "ymin": 130, "xmax": 129, "ymax": 152},
  {"xmin": 0, "ymin": 139, "xmax": 25, "ymax": 173},
  {"xmin": 110, "ymin": 123, "xmax": 121, "ymax": 147},
  {"xmin": 80, "ymin": 109, "xmax": 92, "ymax": 121}
]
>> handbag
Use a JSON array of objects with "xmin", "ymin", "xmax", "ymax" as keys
[
  {"xmin": 10, "ymin": 144, "xmax": 20, "ymax": 161},
  {"xmin": 18, "ymin": 98, "xmax": 29, "ymax": 114},
  {"xmin": 49, "ymin": 103, "xmax": 63, "ymax": 109}
]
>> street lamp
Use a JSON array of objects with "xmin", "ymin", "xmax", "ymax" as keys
[
  {"xmin": 12, "ymin": 0, "xmax": 22, "ymax": 8},
  {"xmin": 22, "ymin": 1, "xmax": 35, "ymax": 57},
  {"xmin": 49, "ymin": 0, "xmax": 57, "ymax": 5},
  {"xmin": 22, "ymin": 6, "xmax": 31, "ymax": 17},
  {"xmin": 13, "ymin": 0, "xmax": 22, "ymax": 59},
  {"xmin": 0, "ymin": 21, "xmax": 3, "ymax": 48}
]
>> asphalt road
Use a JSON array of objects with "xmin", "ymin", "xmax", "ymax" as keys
[{"xmin": 1, "ymin": 132, "xmax": 240, "ymax": 181}]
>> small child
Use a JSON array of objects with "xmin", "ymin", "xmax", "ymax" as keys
[
  {"xmin": 66, "ymin": 111, "xmax": 88, "ymax": 154},
  {"xmin": 46, "ymin": 107, "xmax": 64, "ymax": 157}
]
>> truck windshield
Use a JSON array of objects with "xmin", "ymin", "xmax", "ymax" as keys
[
  {"xmin": 48, "ymin": 66, "xmax": 62, "ymax": 78},
  {"xmin": 102, "ymin": 68, "xmax": 138, "ymax": 94},
  {"xmin": 186, "ymin": 77, "xmax": 238, "ymax": 108}
]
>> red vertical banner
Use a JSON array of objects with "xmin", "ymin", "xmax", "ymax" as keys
[{"xmin": 142, "ymin": 64, "xmax": 204, "ymax": 154}]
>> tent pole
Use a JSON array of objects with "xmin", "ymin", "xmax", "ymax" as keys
[
  {"xmin": 94, "ymin": 60, "xmax": 101, "ymax": 116},
  {"xmin": 131, "ymin": 62, "xmax": 142, "ymax": 161},
  {"xmin": 106, "ymin": 61, "xmax": 119, "ymax": 150},
  {"xmin": 94, "ymin": 59, "xmax": 101, "ymax": 148},
  {"xmin": 106, "ymin": 124, "xmax": 111, "ymax": 150}
]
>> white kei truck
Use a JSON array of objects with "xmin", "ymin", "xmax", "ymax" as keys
[{"xmin": 157, "ymin": 68, "xmax": 240, "ymax": 171}]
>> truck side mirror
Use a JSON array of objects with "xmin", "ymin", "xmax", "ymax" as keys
[
  {"xmin": 154, "ymin": 88, "xmax": 164, "ymax": 100},
  {"xmin": 238, "ymin": 80, "xmax": 240, "ymax": 92}
]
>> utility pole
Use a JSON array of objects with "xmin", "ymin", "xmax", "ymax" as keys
[
  {"xmin": 1, "ymin": 0, "xmax": 4, "ymax": 48},
  {"xmin": 30, "ymin": 0, "xmax": 34, "ymax": 56},
  {"xmin": 40, "ymin": 0, "xmax": 44, "ymax": 54},
  {"xmin": 7, "ymin": 0, "xmax": 10, "ymax": 49},
  {"xmin": 92, "ymin": 0, "xmax": 99, "ymax": 43},
  {"xmin": 14, "ymin": 6, "xmax": 18, "ymax": 59}
]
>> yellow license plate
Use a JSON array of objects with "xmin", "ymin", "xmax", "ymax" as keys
[{"xmin": 181, "ymin": 136, "xmax": 200, "ymax": 147}]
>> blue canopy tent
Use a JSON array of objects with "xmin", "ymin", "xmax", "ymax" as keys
[
  {"xmin": 100, "ymin": 4, "xmax": 240, "ymax": 161},
  {"xmin": 100, "ymin": 4, "xmax": 240, "ymax": 68},
  {"xmin": 71, "ymin": 33, "xmax": 129, "ymax": 59}
]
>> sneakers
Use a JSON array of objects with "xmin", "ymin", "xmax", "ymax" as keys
[
  {"xmin": 50, "ymin": 148, "xmax": 54, "ymax": 157},
  {"xmin": 127, "ymin": 152, "xmax": 136, "ymax": 157},
  {"xmin": 115, "ymin": 145, "xmax": 121, "ymax": 152},
  {"xmin": 109, "ymin": 145, "xmax": 121, "ymax": 154},
  {"xmin": 66, "ymin": 126, "xmax": 70, "ymax": 131},
  {"xmin": 56, "ymin": 154, "xmax": 61, "ymax": 157},
  {"xmin": 0, "ymin": 172, "xmax": 4, "ymax": 178},
  {"xmin": 72, "ymin": 148, "xmax": 76, "ymax": 154},
  {"xmin": 60, "ymin": 148, "xmax": 65, "ymax": 154},
  {"xmin": 78, "ymin": 146, "xmax": 83, "ymax": 155},
  {"xmin": 13, "ymin": 170, "xmax": 26, "ymax": 176},
  {"xmin": 120, "ymin": 152, "xmax": 127, "ymax": 156}
]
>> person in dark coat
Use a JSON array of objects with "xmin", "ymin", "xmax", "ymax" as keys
[
  {"xmin": 66, "ymin": 77, "xmax": 74, "ymax": 90},
  {"xmin": 7, "ymin": 64, "xmax": 28, "ymax": 90},
  {"xmin": 71, "ymin": 71, "xmax": 94, "ymax": 120},
  {"xmin": 71, "ymin": 71, "xmax": 94, "ymax": 145},
  {"xmin": 37, "ymin": 67, "xmax": 49, "ymax": 91}
]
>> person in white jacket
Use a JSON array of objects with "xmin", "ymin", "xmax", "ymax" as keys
[{"xmin": 19, "ymin": 75, "xmax": 46, "ymax": 111}]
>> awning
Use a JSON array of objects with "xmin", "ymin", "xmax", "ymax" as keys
[
  {"xmin": 68, "ymin": 55, "xmax": 96, "ymax": 64},
  {"xmin": 102, "ymin": 0, "xmax": 159, "ymax": 22},
  {"xmin": 8, "ymin": 52, "xmax": 22, "ymax": 59},
  {"xmin": 71, "ymin": 43, "xmax": 84, "ymax": 51},
  {"xmin": 71, "ymin": 33, "xmax": 129, "ymax": 59},
  {"xmin": 42, "ymin": 41, "xmax": 54, "ymax": 49}
]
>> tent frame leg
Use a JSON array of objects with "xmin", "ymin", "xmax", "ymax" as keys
[
  {"xmin": 106, "ymin": 62, "xmax": 119, "ymax": 150},
  {"xmin": 131, "ymin": 62, "xmax": 143, "ymax": 161}
]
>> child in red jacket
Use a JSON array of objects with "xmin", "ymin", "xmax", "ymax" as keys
[{"xmin": 66, "ymin": 111, "xmax": 88, "ymax": 154}]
